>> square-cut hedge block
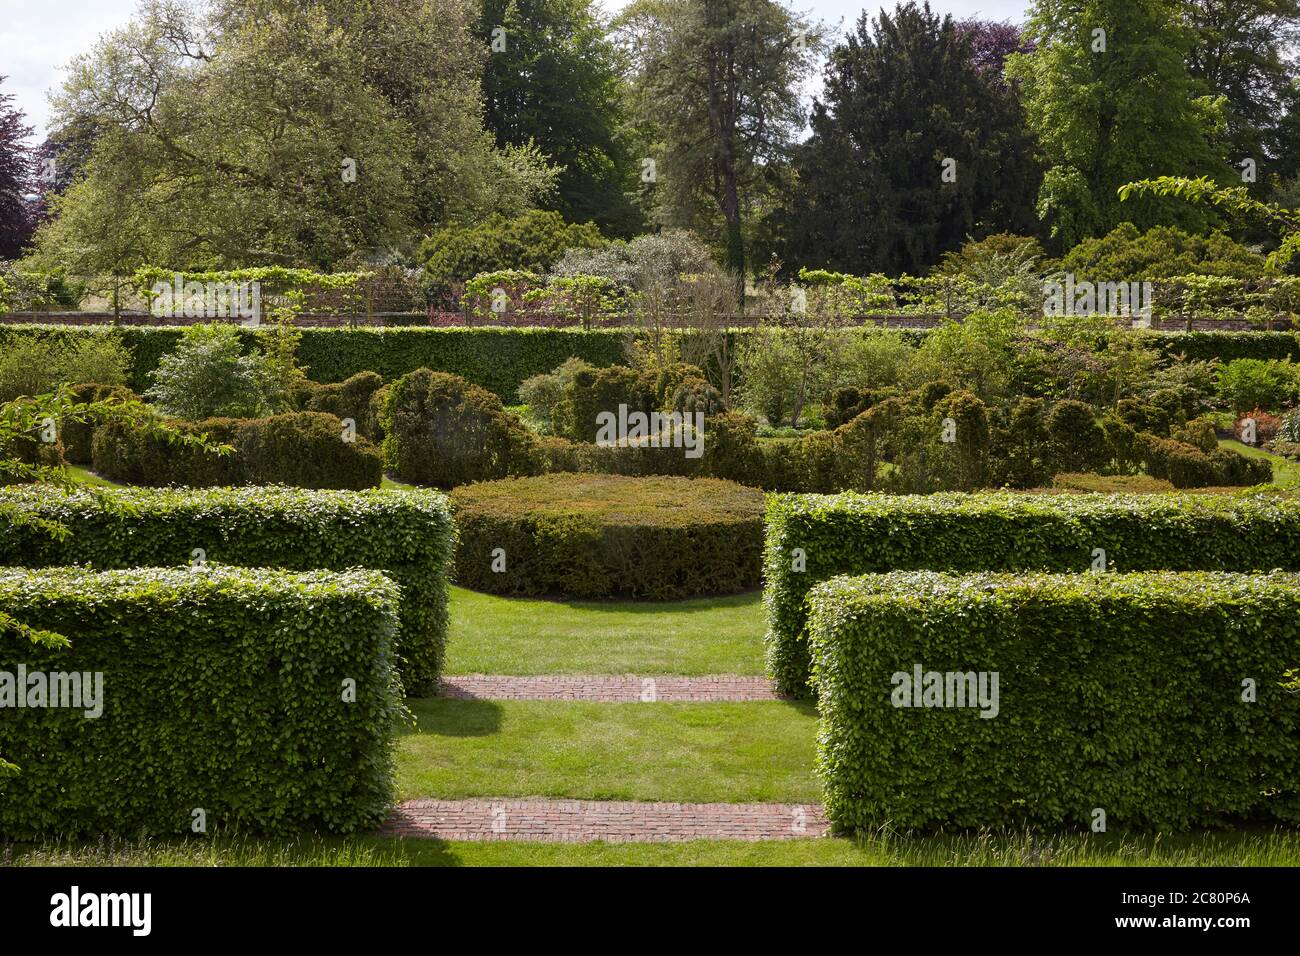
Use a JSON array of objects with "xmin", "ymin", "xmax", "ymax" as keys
[
  {"xmin": 0, "ymin": 565, "xmax": 403, "ymax": 838},
  {"xmin": 0, "ymin": 486, "xmax": 455, "ymax": 694},
  {"xmin": 808, "ymin": 570, "xmax": 1300, "ymax": 833}
]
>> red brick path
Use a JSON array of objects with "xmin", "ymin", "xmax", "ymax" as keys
[
  {"xmin": 382, "ymin": 799, "xmax": 830, "ymax": 842},
  {"xmin": 438, "ymin": 675, "xmax": 785, "ymax": 702}
]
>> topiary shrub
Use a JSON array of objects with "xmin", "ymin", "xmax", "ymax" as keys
[
  {"xmin": 1046, "ymin": 399, "xmax": 1108, "ymax": 473},
  {"xmin": 299, "ymin": 371, "xmax": 386, "ymax": 439},
  {"xmin": 552, "ymin": 364, "xmax": 656, "ymax": 442},
  {"xmin": 381, "ymin": 369, "xmax": 542, "ymax": 487},
  {"xmin": 518, "ymin": 357, "xmax": 594, "ymax": 434},
  {"xmin": 809, "ymin": 570, "xmax": 1300, "ymax": 832},
  {"xmin": 59, "ymin": 383, "xmax": 138, "ymax": 464},
  {"xmin": 92, "ymin": 412, "xmax": 381, "ymax": 488},
  {"xmin": 235, "ymin": 412, "xmax": 383, "ymax": 489},
  {"xmin": 450, "ymin": 474, "xmax": 764, "ymax": 599},
  {"xmin": 670, "ymin": 377, "xmax": 725, "ymax": 418},
  {"xmin": 0, "ymin": 565, "xmax": 403, "ymax": 837}
]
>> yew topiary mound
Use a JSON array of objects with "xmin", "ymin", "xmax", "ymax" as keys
[{"xmin": 450, "ymin": 474, "xmax": 764, "ymax": 599}]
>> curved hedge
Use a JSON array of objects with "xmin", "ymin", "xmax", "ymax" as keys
[
  {"xmin": 92, "ymin": 411, "xmax": 383, "ymax": 489},
  {"xmin": 809, "ymin": 570, "xmax": 1300, "ymax": 832},
  {"xmin": 0, "ymin": 486, "xmax": 455, "ymax": 694},
  {"xmin": 0, "ymin": 566, "xmax": 402, "ymax": 838},
  {"xmin": 450, "ymin": 474, "xmax": 764, "ymax": 599},
  {"xmin": 766, "ymin": 491, "xmax": 1300, "ymax": 695}
]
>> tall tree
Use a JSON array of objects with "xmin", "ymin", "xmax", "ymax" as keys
[
  {"xmin": 34, "ymin": 0, "xmax": 558, "ymax": 271},
  {"xmin": 1006, "ymin": 0, "xmax": 1232, "ymax": 248},
  {"xmin": 618, "ymin": 0, "xmax": 822, "ymax": 294},
  {"xmin": 1183, "ymin": 0, "xmax": 1300, "ymax": 189},
  {"xmin": 0, "ymin": 76, "xmax": 36, "ymax": 260},
  {"xmin": 479, "ymin": 0, "xmax": 642, "ymax": 236},
  {"xmin": 768, "ymin": 4, "xmax": 1041, "ymax": 276}
]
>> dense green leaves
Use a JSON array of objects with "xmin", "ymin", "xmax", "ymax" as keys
[
  {"xmin": 0, "ymin": 485, "xmax": 455, "ymax": 694},
  {"xmin": 451, "ymin": 474, "xmax": 763, "ymax": 599},
  {"xmin": 766, "ymin": 491, "xmax": 1300, "ymax": 694},
  {"xmin": 809, "ymin": 570, "xmax": 1300, "ymax": 831},
  {"xmin": 0, "ymin": 565, "xmax": 403, "ymax": 837}
]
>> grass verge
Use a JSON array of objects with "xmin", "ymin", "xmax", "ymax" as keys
[
  {"xmin": 445, "ymin": 586, "xmax": 765, "ymax": 675},
  {"xmin": 397, "ymin": 699, "xmax": 818, "ymax": 803}
]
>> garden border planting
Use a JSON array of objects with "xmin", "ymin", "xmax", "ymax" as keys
[
  {"xmin": 765, "ymin": 491, "xmax": 1300, "ymax": 694},
  {"xmin": 0, "ymin": 486, "xmax": 456, "ymax": 694},
  {"xmin": 808, "ymin": 570, "xmax": 1300, "ymax": 832},
  {"xmin": 0, "ymin": 565, "xmax": 403, "ymax": 838}
]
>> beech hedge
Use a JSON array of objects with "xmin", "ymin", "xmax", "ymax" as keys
[
  {"xmin": 0, "ymin": 325, "xmax": 629, "ymax": 401},
  {"xmin": 0, "ymin": 486, "xmax": 455, "ymax": 694},
  {"xmin": 808, "ymin": 570, "xmax": 1300, "ymax": 832},
  {"xmin": 765, "ymin": 491, "xmax": 1300, "ymax": 695},
  {"xmin": 0, "ymin": 566, "xmax": 403, "ymax": 838},
  {"xmin": 450, "ymin": 474, "xmax": 764, "ymax": 599}
]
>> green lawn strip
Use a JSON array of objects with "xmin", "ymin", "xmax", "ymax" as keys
[
  {"xmin": 64, "ymin": 464, "xmax": 123, "ymax": 487},
  {"xmin": 445, "ymin": 586, "xmax": 766, "ymax": 675},
  {"xmin": 396, "ymin": 699, "xmax": 819, "ymax": 803},
  {"xmin": 9, "ymin": 829, "xmax": 1300, "ymax": 867},
  {"xmin": 1218, "ymin": 438, "xmax": 1300, "ymax": 489}
]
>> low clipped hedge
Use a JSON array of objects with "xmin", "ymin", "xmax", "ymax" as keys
[
  {"xmin": 450, "ymin": 474, "xmax": 764, "ymax": 599},
  {"xmin": 0, "ymin": 566, "xmax": 402, "ymax": 838},
  {"xmin": 92, "ymin": 411, "xmax": 383, "ymax": 489},
  {"xmin": 0, "ymin": 486, "xmax": 455, "ymax": 694},
  {"xmin": 808, "ymin": 570, "xmax": 1300, "ymax": 832},
  {"xmin": 60, "ymin": 382, "xmax": 137, "ymax": 463},
  {"xmin": 765, "ymin": 491, "xmax": 1300, "ymax": 695}
]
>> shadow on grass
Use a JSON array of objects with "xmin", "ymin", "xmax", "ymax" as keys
[
  {"xmin": 401, "ymin": 697, "xmax": 503, "ymax": 737},
  {"xmin": 453, "ymin": 586, "xmax": 763, "ymax": 616}
]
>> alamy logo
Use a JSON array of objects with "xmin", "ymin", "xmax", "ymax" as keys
[
  {"xmin": 50, "ymin": 886, "xmax": 151, "ymax": 936},
  {"xmin": 151, "ymin": 274, "xmax": 261, "ymax": 326},
  {"xmin": 0, "ymin": 665, "xmax": 104, "ymax": 718},
  {"xmin": 594, "ymin": 404, "xmax": 705, "ymax": 459},
  {"xmin": 1042, "ymin": 274, "xmax": 1153, "ymax": 324},
  {"xmin": 890, "ymin": 664, "xmax": 999, "ymax": 718}
]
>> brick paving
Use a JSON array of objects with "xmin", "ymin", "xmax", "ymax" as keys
[
  {"xmin": 382, "ymin": 799, "xmax": 830, "ymax": 842},
  {"xmin": 438, "ymin": 674, "xmax": 786, "ymax": 702}
]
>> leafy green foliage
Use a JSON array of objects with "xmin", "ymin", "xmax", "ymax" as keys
[
  {"xmin": 1057, "ymin": 223, "xmax": 1266, "ymax": 280},
  {"xmin": 1215, "ymin": 358, "xmax": 1300, "ymax": 413},
  {"xmin": 450, "ymin": 474, "xmax": 763, "ymax": 599},
  {"xmin": 422, "ymin": 211, "xmax": 607, "ymax": 296},
  {"xmin": 144, "ymin": 324, "xmax": 284, "ymax": 420},
  {"xmin": 809, "ymin": 570, "xmax": 1300, "ymax": 830},
  {"xmin": 772, "ymin": 4, "xmax": 1039, "ymax": 274},
  {"xmin": 0, "ymin": 566, "xmax": 403, "ymax": 837},
  {"xmin": 92, "ymin": 411, "xmax": 383, "ymax": 489},
  {"xmin": 381, "ymin": 369, "xmax": 543, "ymax": 487},
  {"xmin": 0, "ymin": 485, "xmax": 455, "ymax": 695},
  {"xmin": 765, "ymin": 491, "xmax": 1300, "ymax": 694}
]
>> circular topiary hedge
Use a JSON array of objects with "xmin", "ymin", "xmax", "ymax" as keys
[{"xmin": 449, "ymin": 474, "xmax": 764, "ymax": 600}]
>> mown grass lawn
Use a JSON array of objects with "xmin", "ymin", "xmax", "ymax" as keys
[
  {"xmin": 396, "ymin": 699, "xmax": 819, "ymax": 803},
  {"xmin": 1219, "ymin": 438, "xmax": 1300, "ymax": 489},
  {"xmin": 446, "ymin": 586, "xmax": 766, "ymax": 675},
  {"xmin": 10, "ymin": 828, "xmax": 1300, "ymax": 867}
]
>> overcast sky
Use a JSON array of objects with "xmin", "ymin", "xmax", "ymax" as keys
[{"xmin": 0, "ymin": 0, "xmax": 1033, "ymax": 143}]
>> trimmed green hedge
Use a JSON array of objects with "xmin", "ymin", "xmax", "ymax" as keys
[
  {"xmin": 450, "ymin": 474, "xmax": 764, "ymax": 599},
  {"xmin": 0, "ymin": 565, "xmax": 403, "ymax": 838},
  {"xmin": 92, "ymin": 411, "xmax": 384, "ymax": 489},
  {"xmin": 4, "ymin": 323, "xmax": 1294, "ymax": 402},
  {"xmin": 808, "ymin": 570, "xmax": 1300, "ymax": 832},
  {"xmin": 0, "ymin": 325, "xmax": 629, "ymax": 401},
  {"xmin": 765, "ymin": 491, "xmax": 1300, "ymax": 695},
  {"xmin": 0, "ymin": 486, "xmax": 455, "ymax": 694}
]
